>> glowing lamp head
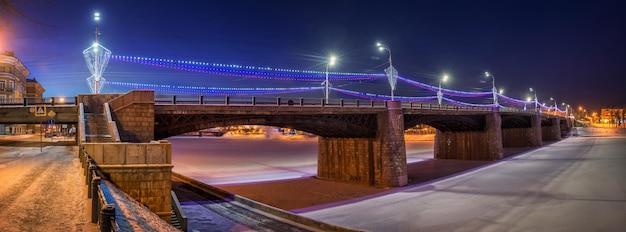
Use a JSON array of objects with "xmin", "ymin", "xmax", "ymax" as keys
[
  {"xmin": 442, "ymin": 74, "xmax": 449, "ymax": 82},
  {"xmin": 526, "ymin": 97, "xmax": 532, "ymax": 102},
  {"xmin": 94, "ymin": 12, "xmax": 100, "ymax": 21},
  {"xmin": 376, "ymin": 42, "xmax": 382, "ymax": 47},
  {"xmin": 485, "ymin": 71, "xmax": 490, "ymax": 77},
  {"xmin": 329, "ymin": 56, "xmax": 336, "ymax": 66},
  {"xmin": 529, "ymin": 87, "xmax": 534, "ymax": 92},
  {"xmin": 499, "ymin": 89, "xmax": 504, "ymax": 94}
]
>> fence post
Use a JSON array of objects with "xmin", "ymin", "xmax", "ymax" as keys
[
  {"xmin": 276, "ymin": 97, "xmax": 281, "ymax": 106},
  {"xmin": 299, "ymin": 98, "xmax": 304, "ymax": 106},
  {"xmin": 87, "ymin": 164, "xmax": 95, "ymax": 187},
  {"xmin": 321, "ymin": 99, "xmax": 325, "ymax": 106},
  {"xmin": 91, "ymin": 177, "xmax": 101, "ymax": 223},
  {"xmin": 172, "ymin": 95, "xmax": 177, "ymax": 105},
  {"xmin": 100, "ymin": 204, "xmax": 115, "ymax": 231},
  {"xmin": 356, "ymin": 99, "xmax": 360, "ymax": 107},
  {"xmin": 340, "ymin": 99, "xmax": 344, "ymax": 107},
  {"xmin": 199, "ymin": 96, "xmax": 204, "ymax": 105},
  {"xmin": 252, "ymin": 97, "xmax": 256, "ymax": 106},
  {"xmin": 370, "ymin": 100, "xmax": 374, "ymax": 107},
  {"xmin": 225, "ymin": 96, "xmax": 230, "ymax": 105}
]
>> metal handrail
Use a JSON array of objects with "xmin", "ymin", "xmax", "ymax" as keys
[
  {"xmin": 80, "ymin": 145, "xmax": 120, "ymax": 232},
  {"xmin": 171, "ymin": 191, "xmax": 188, "ymax": 232},
  {"xmin": 103, "ymin": 103, "xmax": 121, "ymax": 142}
]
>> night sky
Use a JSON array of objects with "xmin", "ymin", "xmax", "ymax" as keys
[{"xmin": 2, "ymin": 0, "xmax": 625, "ymax": 113}]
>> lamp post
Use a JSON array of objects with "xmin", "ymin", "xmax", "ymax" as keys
[
  {"xmin": 552, "ymin": 98, "xmax": 557, "ymax": 109},
  {"xmin": 529, "ymin": 88, "xmax": 538, "ymax": 111},
  {"xmin": 94, "ymin": 12, "xmax": 100, "ymax": 94},
  {"xmin": 437, "ymin": 74, "xmax": 448, "ymax": 105},
  {"xmin": 485, "ymin": 72, "xmax": 498, "ymax": 107},
  {"xmin": 324, "ymin": 56, "xmax": 336, "ymax": 104},
  {"xmin": 377, "ymin": 42, "xmax": 397, "ymax": 101}
]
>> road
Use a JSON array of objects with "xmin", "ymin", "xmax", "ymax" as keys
[
  {"xmin": 300, "ymin": 137, "xmax": 626, "ymax": 231},
  {"xmin": 0, "ymin": 145, "xmax": 94, "ymax": 231}
]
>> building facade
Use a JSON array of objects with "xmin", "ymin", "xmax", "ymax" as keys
[
  {"xmin": 0, "ymin": 51, "xmax": 30, "ymax": 135},
  {"xmin": 600, "ymin": 107, "xmax": 625, "ymax": 127}
]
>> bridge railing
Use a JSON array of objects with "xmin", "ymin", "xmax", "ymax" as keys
[
  {"xmin": 79, "ymin": 145, "xmax": 120, "ymax": 232},
  {"xmin": 0, "ymin": 96, "xmax": 78, "ymax": 106},
  {"xmin": 155, "ymin": 95, "xmax": 389, "ymax": 108}
]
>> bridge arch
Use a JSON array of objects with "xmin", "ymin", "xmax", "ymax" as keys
[
  {"xmin": 154, "ymin": 113, "xmax": 378, "ymax": 140},
  {"xmin": 403, "ymin": 114, "xmax": 486, "ymax": 132}
]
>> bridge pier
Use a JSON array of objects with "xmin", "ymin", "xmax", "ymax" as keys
[
  {"xmin": 542, "ymin": 117, "xmax": 562, "ymax": 141},
  {"xmin": 502, "ymin": 113, "xmax": 543, "ymax": 147},
  {"xmin": 434, "ymin": 111, "xmax": 503, "ymax": 160},
  {"xmin": 317, "ymin": 101, "xmax": 407, "ymax": 188}
]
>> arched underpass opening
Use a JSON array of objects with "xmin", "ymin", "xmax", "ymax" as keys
[
  {"xmin": 166, "ymin": 125, "xmax": 320, "ymax": 185},
  {"xmin": 167, "ymin": 123, "xmax": 436, "ymax": 186}
]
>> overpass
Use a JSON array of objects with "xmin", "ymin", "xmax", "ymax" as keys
[
  {"xmin": 0, "ymin": 90, "xmax": 571, "ymax": 187},
  {"xmin": 0, "ymin": 90, "xmax": 571, "ymax": 221}
]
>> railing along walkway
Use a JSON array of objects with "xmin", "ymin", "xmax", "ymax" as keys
[{"xmin": 80, "ymin": 146, "xmax": 120, "ymax": 232}]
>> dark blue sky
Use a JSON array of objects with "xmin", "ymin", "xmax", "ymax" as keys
[{"xmin": 3, "ymin": 0, "xmax": 625, "ymax": 112}]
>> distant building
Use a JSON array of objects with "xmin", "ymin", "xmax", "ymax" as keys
[
  {"xmin": 0, "ymin": 51, "xmax": 30, "ymax": 135},
  {"xmin": 600, "ymin": 107, "xmax": 625, "ymax": 126},
  {"xmin": 25, "ymin": 78, "xmax": 45, "ymax": 98},
  {"xmin": 0, "ymin": 51, "xmax": 29, "ymax": 102}
]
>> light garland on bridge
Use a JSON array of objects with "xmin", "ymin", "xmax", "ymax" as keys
[
  {"xmin": 110, "ymin": 55, "xmax": 384, "ymax": 81},
  {"xmin": 106, "ymin": 55, "xmax": 569, "ymax": 113},
  {"xmin": 397, "ymin": 76, "xmax": 492, "ymax": 97},
  {"xmin": 105, "ymin": 81, "xmax": 322, "ymax": 96}
]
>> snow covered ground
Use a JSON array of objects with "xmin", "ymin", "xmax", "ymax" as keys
[
  {"xmin": 300, "ymin": 136, "xmax": 626, "ymax": 231},
  {"xmin": 0, "ymin": 146, "xmax": 94, "ymax": 231}
]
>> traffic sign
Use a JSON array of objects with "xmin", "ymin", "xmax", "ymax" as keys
[
  {"xmin": 47, "ymin": 110, "xmax": 56, "ymax": 118},
  {"xmin": 49, "ymin": 118, "xmax": 55, "ymax": 125},
  {"xmin": 35, "ymin": 105, "xmax": 46, "ymax": 117}
]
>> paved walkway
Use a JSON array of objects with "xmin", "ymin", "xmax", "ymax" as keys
[{"xmin": 0, "ymin": 145, "xmax": 98, "ymax": 231}]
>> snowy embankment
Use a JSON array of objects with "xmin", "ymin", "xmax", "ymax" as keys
[
  {"xmin": 573, "ymin": 127, "xmax": 626, "ymax": 137},
  {"xmin": 0, "ymin": 147, "xmax": 90, "ymax": 231},
  {"xmin": 100, "ymin": 181, "xmax": 179, "ymax": 231}
]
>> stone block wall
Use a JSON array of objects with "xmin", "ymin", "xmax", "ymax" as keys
[
  {"xmin": 317, "ymin": 101, "xmax": 407, "ymax": 188},
  {"xmin": 318, "ymin": 137, "xmax": 377, "ymax": 186},
  {"xmin": 435, "ymin": 112, "xmax": 503, "ymax": 160},
  {"xmin": 541, "ymin": 117, "xmax": 561, "ymax": 141},
  {"xmin": 108, "ymin": 90, "xmax": 155, "ymax": 142},
  {"xmin": 83, "ymin": 141, "xmax": 173, "ymax": 222}
]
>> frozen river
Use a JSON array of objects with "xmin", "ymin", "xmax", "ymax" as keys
[{"xmin": 169, "ymin": 134, "xmax": 434, "ymax": 185}]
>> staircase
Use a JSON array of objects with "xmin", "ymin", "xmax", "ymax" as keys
[
  {"xmin": 84, "ymin": 113, "xmax": 113, "ymax": 142},
  {"xmin": 170, "ymin": 206, "xmax": 183, "ymax": 231}
]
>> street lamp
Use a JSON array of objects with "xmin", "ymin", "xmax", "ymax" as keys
[
  {"xmin": 377, "ymin": 42, "xmax": 397, "ymax": 101},
  {"xmin": 529, "ymin": 87, "xmax": 538, "ymax": 110},
  {"xmin": 485, "ymin": 71, "xmax": 498, "ymax": 107},
  {"xmin": 437, "ymin": 74, "xmax": 448, "ymax": 105},
  {"xmin": 324, "ymin": 56, "xmax": 336, "ymax": 104}
]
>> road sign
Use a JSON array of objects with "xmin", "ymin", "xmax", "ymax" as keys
[
  {"xmin": 49, "ymin": 118, "xmax": 55, "ymax": 125},
  {"xmin": 47, "ymin": 110, "xmax": 56, "ymax": 118},
  {"xmin": 35, "ymin": 105, "xmax": 46, "ymax": 117}
]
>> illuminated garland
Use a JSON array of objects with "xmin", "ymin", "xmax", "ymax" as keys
[
  {"xmin": 332, "ymin": 87, "xmax": 438, "ymax": 101},
  {"xmin": 106, "ymin": 55, "xmax": 567, "ymax": 112},
  {"xmin": 397, "ymin": 76, "xmax": 492, "ymax": 97},
  {"xmin": 110, "ymin": 55, "xmax": 384, "ymax": 81},
  {"xmin": 105, "ymin": 81, "xmax": 322, "ymax": 96}
]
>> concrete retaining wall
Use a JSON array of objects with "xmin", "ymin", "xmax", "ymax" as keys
[{"xmin": 82, "ymin": 141, "xmax": 173, "ymax": 222}]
